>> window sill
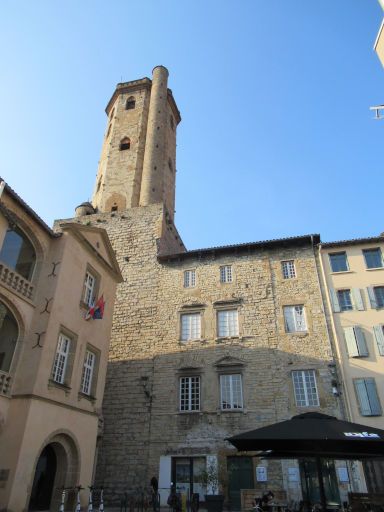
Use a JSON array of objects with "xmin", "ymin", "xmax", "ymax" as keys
[
  {"xmin": 366, "ymin": 267, "xmax": 384, "ymax": 271},
  {"xmin": 78, "ymin": 391, "xmax": 97, "ymax": 403},
  {"xmin": 48, "ymin": 379, "xmax": 71, "ymax": 395},
  {"xmin": 179, "ymin": 338, "xmax": 207, "ymax": 344},
  {"xmin": 285, "ymin": 331, "xmax": 308, "ymax": 336},
  {"xmin": 178, "ymin": 410, "xmax": 201, "ymax": 414},
  {"xmin": 215, "ymin": 336, "xmax": 240, "ymax": 343},
  {"xmin": 330, "ymin": 270, "xmax": 353, "ymax": 275},
  {"xmin": 219, "ymin": 408, "xmax": 244, "ymax": 413}
]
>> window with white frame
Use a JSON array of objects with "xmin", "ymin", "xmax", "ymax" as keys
[
  {"xmin": 181, "ymin": 313, "xmax": 201, "ymax": 341},
  {"xmin": 217, "ymin": 309, "xmax": 239, "ymax": 337},
  {"xmin": 354, "ymin": 378, "xmax": 382, "ymax": 416},
  {"xmin": 184, "ymin": 269, "xmax": 196, "ymax": 288},
  {"xmin": 52, "ymin": 333, "xmax": 71, "ymax": 385},
  {"xmin": 179, "ymin": 376, "xmax": 200, "ymax": 411},
  {"xmin": 292, "ymin": 370, "xmax": 319, "ymax": 407},
  {"xmin": 80, "ymin": 349, "xmax": 96, "ymax": 395},
  {"xmin": 363, "ymin": 248, "xmax": 383, "ymax": 269},
  {"xmin": 283, "ymin": 305, "xmax": 307, "ymax": 333},
  {"xmin": 83, "ymin": 270, "xmax": 96, "ymax": 307},
  {"xmin": 220, "ymin": 374, "xmax": 243, "ymax": 410},
  {"xmin": 368, "ymin": 286, "xmax": 384, "ymax": 309},
  {"xmin": 220, "ymin": 265, "xmax": 232, "ymax": 283},
  {"xmin": 337, "ymin": 289, "xmax": 353, "ymax": 311},
  {"xmin": 329, "ymin": 252, "xmax": 349, "ymax": 272},
  {"xmin": 282, "ymin": 260, "xmax": 296, "ymax": 279},
  {"xmin": 343, "ymin": 326, "xmax": 369, "ymax": 357}
]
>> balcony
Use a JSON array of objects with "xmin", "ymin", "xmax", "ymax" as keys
[
  {"xmin": 0, "ymin": 371, "xmax": 11, "ymax": 396},
  {"xmin": 0, "ymin": 262, "xmax": 34, "ymax": 300}
]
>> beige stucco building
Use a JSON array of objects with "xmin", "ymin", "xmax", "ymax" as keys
[
  {"xmin": 374, "ymin": 1, "xmax": 384, "ymax": 67},
  {"xmin": 0, "ymin": 182, "xmax": 122, "ymax": 511},
  {"xmin": 59, "ymin": 66, "xmax": 357, "ymax": 509},
  {"xmin": 319, "ymin": 238, "xmax": 384, "ymax": 493}
]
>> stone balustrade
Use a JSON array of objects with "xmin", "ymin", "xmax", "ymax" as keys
[
  {"xmin": 0, "ymin": 371, "xmax": 11, "ymax": 396},
  {"xmin": 0, "ymin": 263, "xmax": 34, "ymax": 299}
]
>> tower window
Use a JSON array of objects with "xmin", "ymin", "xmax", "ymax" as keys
[
  {"xmin": 126, "ymin": 96, "xmax": 135, "ymax": 110},
  {"xmin": 111, "ymin": 205, "xmax": 118, "ymax": 212},
  {"xmin": 119, "ymin": 137, "xmax": 131, "ymax": 151},
  {"xmin": 168, "ymin": 158, "xmax": 173, "ymax": 172}
]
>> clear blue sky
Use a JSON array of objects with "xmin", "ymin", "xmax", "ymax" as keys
[{"xmin": 1, "ymin": 1, "xmax": 384, "ymax": 249}]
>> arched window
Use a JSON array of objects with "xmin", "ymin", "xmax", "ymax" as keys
[
  {"xmin": 0, "ymin": 302, "xmax": 18, "ymax": 373},
  {"xmin": 0, "ymin": 226, "xmax": 36, "ymax": 280},
  {"xmin": 126, "ymin": 96, "xmax": 135, "ymax": 110},
  {"xmin": 119, "ymin": 137, "xmax": 131, "ymax": 151}
]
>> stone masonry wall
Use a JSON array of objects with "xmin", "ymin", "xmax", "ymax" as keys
[{"xmin": 65, "ymin": 205, "xmax": 341, "ymax": 506}]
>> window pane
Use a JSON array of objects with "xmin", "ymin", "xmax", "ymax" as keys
[
  {"xmin": 282, "ymin": 260, "xmax": 296, "ymax": 279},
  {"xmin": 81, "ymin": 350, "xmax": 95, "ymax": 395},
  {"xmin": 220, "ymin": 374, "xmax": 243, "ymax": 410},
  {"xmin": 180, "ymin": 376, "xmax": 200, "ymax": 411},
  {"xmin": 374, "ymin": 287, "xmax": 384, "ymax": 308},
  {"xmin": 184, "ymin": 270, "xmax": 196, "ymax": 288},
  {"xmin": 220, "ymin": 265, "xmax": 232, "ymax": 283},
  {"xmin": 0, "ymin": 302, "xmax": 18, "ymax": 372},
  {"xmin": 292, "ymin": 370, "xmax": 319, "ymax": 407},
  {"xmin": 181, "ymin": 313, "xmax": 201, "ymax": 341},
  {"xmin": 83, "ymin": 272, "xmax": 96, "ymax": 306},
  {"xmin": 217, "ymin": 310, "xmax": 238, "ymax": 337},
  {"xmin": 52, "ymin": 334, "xmax": 70, "ymax": 384},
  {"xmin": 364, "ymin": 249, "xmax": 383, "ymax": 269},
  {"xmin": 329, "ymin": 252, "xmax": 348, "ymax": 272},
  {"xmin": 284, "ymin": 306, "xmax": 306, "ymax": 332},
  {"xmin": 0, "ymin": 227, "xmax": 36, "ymax": 280},
  {"xmin": 337, "ymin": 290, "xmax": 353, "ymax": 311}
]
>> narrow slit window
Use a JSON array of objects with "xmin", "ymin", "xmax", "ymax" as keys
[
  {"xmin": 126, "ymin": 97, "xmax": 135, "ymax": 110},
  {"xmin": 119, "ymin": 137, "xmax": 131, "ymax": 151}
]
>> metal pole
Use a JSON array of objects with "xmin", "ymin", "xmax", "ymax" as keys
[
  {"xmin": 315, "ymin": 457, "xmax": 327, "ymax": 512},
  {"xmin": 59, "ymin": 487, "xmax": 66, "ymax": 512},
  {"xmin": 88, "ymin": 486, "xmax": 94, "ymax": 512}
]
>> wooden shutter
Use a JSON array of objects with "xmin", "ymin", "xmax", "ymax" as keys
[
  {"xmin": 373, "ymin": 325, "xmax": 384, "ymax": 356},
  {"xmin": 367, "ymin": 287, "xmax": 378, "ymax": 309},
  {"xmin": 354, "ymin": 379, "xmax": 372, "ymax": 416},
  {"xmin": 352, "ymin": 288, "xmax": 364, "ymax": 311},
  {"xmin": 344, "ymin": 326, "xmax": 359, "ymax": 357},
  {"xmin": 354, "ymin": 327, "xmax": 369, "ymax": 356},
  {"xmin": 329, "ymin": 289, "xmax": 340, "ymax": 313},
  {"xmin": 365, "ymin": 379, "xmax": 382, "ymax": 415}
]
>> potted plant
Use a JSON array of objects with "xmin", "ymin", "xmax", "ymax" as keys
[{"xmin": 198, "ymin": 459, "xmax": 225, "ymax": 512}]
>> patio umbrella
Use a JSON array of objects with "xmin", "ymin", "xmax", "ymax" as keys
[{"xmin": 227, "ymin": 412, "xmax": 384, "ymax": 511}]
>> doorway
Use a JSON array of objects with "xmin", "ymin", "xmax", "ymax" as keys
[
  {"xmin": 227, "ymin": 456, "xmax": 254, "ymax": 510},
  {"xmin": 172, "ymin": 457, "xmax": 206, "ymax": 502},
  {"xmin": 29, "ymin": 445, "xmax": 57, "ymax": 511},
  {"xmin": 299, "ymin": 459, "xmax": 341, "ymax": 507}
]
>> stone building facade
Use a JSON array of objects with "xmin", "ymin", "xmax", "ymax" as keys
[
  {"xmin": 0, "ymin": 182, "xmax": 122, "ymax": 511},
  {"xmin": 65, "ymin": 66, "xmax": 354, "ymax": 509}
]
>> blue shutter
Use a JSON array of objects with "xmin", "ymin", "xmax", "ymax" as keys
[
  {"xmin": 352, "ymin": 288, "xmax": 364, "ymax": 311},
  {"xmin": 368, "ymin": 287, "xmax": 378, "ymax": 309},
  {"xmin": 344, "ymin": 327, "xmax": 359, "ymax": 357},
  {"xmin": 354, "ymin": 327, "xmax": 369, "ymax": 357},
  {"xmin": 365, "ymin": 379, "xmax": 382, "ymax": 416},
  {"xmin": 329, "ymin": 289, "xmax": 340, "ymax": 313},
  {"xmin": 373, "ymin": 325, "xmax": 384, "ymax": 356},
  {"xmin": 354, "ymin": 379, "xmax": 372, "ymax": 416}
]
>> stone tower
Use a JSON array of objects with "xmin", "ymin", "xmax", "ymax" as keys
[{"xmin": 92, "ymin": 66, "xmax": 180, "ymax": 219}]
